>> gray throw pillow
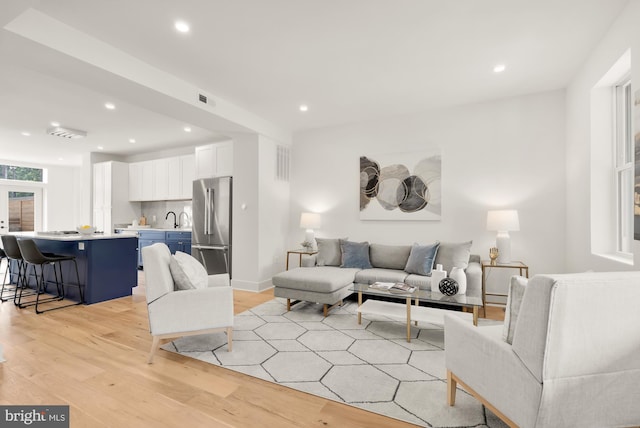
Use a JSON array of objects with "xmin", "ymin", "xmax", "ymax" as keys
[
  {"xmin": 404, "ymin": 242, "xmax": 440, "ymax": 276},
  {"xmin": 340, "ymin": 240, "xmax": 372, "ymax": 269},
  {"xmin": 316, "ymin": 238, "xmax": 343, "ymax": 266},
  {"xmin": 503, "ymin": 275, "xmax": 528, "ymax": 344},
  {"xmin": 434, "ymin": 241, "xmax": 472, "ymax": 273}
]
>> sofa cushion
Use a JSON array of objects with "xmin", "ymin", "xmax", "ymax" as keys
[
  {"xmin": 503, "ymin": 275, "xmax": 528, "ymax": 344},
  {"xmin": 169, "ymin": 251, "xmax": 208, "ymax": 290},
  {"xmin": 354, "ymin": 268, "xmax": 408, "ymax": 285},
  {"xmin": 273, "ymin": 266, "xmax": 360, "ymax": 293},
  {"xmin": 316, "ymin": 238, "xmax": 342, "ymax": 266},
  {"xmin": 340, "ymin": 240, "xmax": 373, "ymax": 269},
  {"xmin": 434, "ymin": 241, "xmax": 472, "ymax": 273},
  {"xmin": 404, "ymin": 242, "xmax": 440, "ymax": 276},
  {"xmin": 369, "ymin": 244, "xmax": 411, "ymax": 270},
  {"xmin": 404, "ymin": 274, "xmax": 432, "ymax": 290}
]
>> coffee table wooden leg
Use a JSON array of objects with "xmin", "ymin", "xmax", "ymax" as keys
[
  {"xmin": 473, "ymin": 306, "xmax": 478, "ymax": 326},
  {"xmin": 414, "ymin": 298, "xmax": 419, "ymax": 326},
  {"xmin": 357, "ymin": 291, "xmax": 362, "ymax": 324},
  {"xmin": 406, "ymin": 297, "xmax": 411, "ymax": 342}
]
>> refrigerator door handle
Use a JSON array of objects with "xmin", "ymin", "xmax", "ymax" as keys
[
  {"xmin": 205, "ymin": 188, "xmax": 210, "ymax": 235},
  {"xmin": 192, "ymin": 244, "xmax": 228, "ymax": 250}
]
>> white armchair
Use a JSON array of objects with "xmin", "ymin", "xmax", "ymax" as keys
[
  {"xmin": 445, "ymin": 271, "xmax": 640, "ymax": 427},
  {"xmin": 142, "ymin": 243, "xmax": 234, "ymax": 363}
]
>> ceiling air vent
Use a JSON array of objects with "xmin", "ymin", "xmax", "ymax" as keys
[
  {"xmin": 47, "ymin": 126, "xmax": 87, "ymax": 139},
  {"xmin": 199, "ymin": 93, "xmax": 208, "ymax": 104}
]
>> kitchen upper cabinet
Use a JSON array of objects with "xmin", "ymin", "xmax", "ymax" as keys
[
  {"xmin": 93, "ymin": 161, "xmax": 137, "ymax": 232},
  {"xmin": 153, "ymin": 158, "xmax": 170, "ymax": 200},
  {"xmin": 180, "ymin": 155, "xmax": 195, "ymax": 199},
  {"xmin": 129, "ymin": 154, "xmax": 194, "ymax": 201},
  {"xmin": 195, "ymin": 141, "xmax": 233, "ymax": 179}
]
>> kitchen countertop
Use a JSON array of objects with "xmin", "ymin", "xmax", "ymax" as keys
[
  {"xmin": 12, "ymin": 232, "xmax": 137, "ymax": 241},
  {"xmin": 115, "ymin": 227, "xmax": 192, "ymax": 232}
]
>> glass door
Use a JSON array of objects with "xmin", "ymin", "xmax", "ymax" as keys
[{"xmin": 0, "ymin": 185, "xmax": 43, "ymax": 234}]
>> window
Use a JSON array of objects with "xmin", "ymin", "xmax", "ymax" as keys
[
  {"xmin": 614, "ymin": 77, "xmax": 633, "ymax": 254},
  {"xmin": 0, "ymin": 164, "xmax": 44, "ymax": 182}
]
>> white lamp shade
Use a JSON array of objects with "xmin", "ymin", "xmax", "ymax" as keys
[
  {"xmin": 300, "ymin": 212, "xmax": 321, "ymax": 230},
  {"xmin": 486, "ymin": 210, "xmax": 520, "ymax": 232}
]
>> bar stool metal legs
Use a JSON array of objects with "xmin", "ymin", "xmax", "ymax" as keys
[{"xmin": 17, "ymin": 239, "xmax": 84, "ymax": 314}]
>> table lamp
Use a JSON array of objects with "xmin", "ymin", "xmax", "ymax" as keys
[
  {"xmin": 486, "ymin": 210, "xmax": 519, "ymax": 263},
  {"xmin": 300, "ymin": 212, "xmax": 321, "ymax": 251}
]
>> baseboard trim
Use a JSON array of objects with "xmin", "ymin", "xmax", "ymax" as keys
[{"xmin": 231, "ymin": 278, "xmax": 274, "ymax": 292}]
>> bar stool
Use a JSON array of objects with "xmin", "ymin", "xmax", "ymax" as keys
[
  {"xmin": 0, "ymin": 235, "xmax": 33, "ymax": 304},
  {"xmin": 16, "ymin": 239, "xmax": 83, "ymax": 314}
]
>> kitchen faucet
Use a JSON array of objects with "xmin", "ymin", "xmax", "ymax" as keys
[
  {"xmin": 178, "ymin": 212, "xmax": 190, "ymax": 229},
  {"xmin": 165, "ymin": 211, "xmax": 178, "ymax": 229}
]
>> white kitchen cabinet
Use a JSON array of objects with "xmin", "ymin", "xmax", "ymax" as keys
[
  {"xmin": 93, "ymin": 161, "xmax": 137, "ymax": 232},
  {"xmin": 180, "ymin": 155, "xmax": 195, "ymax": 199},
  {"xmin": 195, "ymin": 141, "xmax": 233, "ymax": 179},
  {"xmin": 153, "ymin": 158, "xmax": 170, "ymax": 200},
  {"xmin": 128, "ymin": 154, "xmax": 195, "ymax": 201}
]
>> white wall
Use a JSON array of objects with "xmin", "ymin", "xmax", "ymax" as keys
[
  {"xmin": 290, "ymin": 90, "xmax": 567, "ymax": 295},
  {"xmin": 566, "ymin": 0, "xmax": 640, "ymax": 271}
]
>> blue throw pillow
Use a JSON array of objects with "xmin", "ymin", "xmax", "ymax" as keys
[
  {"xmin": 340, "ymin": 240, "xmax": 373, "ymax": 269},
  {"xmin": 404, "ymin": 242, "xmax": 440, "ymax": 276}
]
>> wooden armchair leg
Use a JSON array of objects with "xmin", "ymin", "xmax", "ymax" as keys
[
  {"xmin": 447, "ymin": 370, "xmax": 457, "ymax": 406},
  {"xmin": 227, "ymin": 327, "xmax": 233, "ymax": 352},
  {"xmin": 148, "ymin": 336, "xmax": 161, "ymax": 364}
]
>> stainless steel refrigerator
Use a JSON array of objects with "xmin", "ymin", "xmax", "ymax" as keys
[{"xmin": 191, "ymin": 176, "xmax": 232, "ymax": 276}]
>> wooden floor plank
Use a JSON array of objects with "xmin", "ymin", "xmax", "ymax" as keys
[{"xmin": 0, "ymin": 271, "xmax": 505, "ymax": 427}]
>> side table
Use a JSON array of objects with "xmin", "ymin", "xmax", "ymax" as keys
[
  {"xmin": 285, "ymin": 249, "xmax": 318, "ymax": 270},
  {"xmin": 481, "ymin": 260, "xmax": 529, "ymax": 316}
]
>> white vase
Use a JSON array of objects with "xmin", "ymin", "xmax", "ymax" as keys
[
  {"xmin": 431, "ymin": 264, "xmax": 447, "ymax": 293},
  {"xmin": 450, "ymin": 267, "xmax": 467, "ymax": 294}
]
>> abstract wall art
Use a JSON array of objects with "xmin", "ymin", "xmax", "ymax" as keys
[{"xmin": 360, "ymin": 150, "xmax": 441, "ymax": 220}]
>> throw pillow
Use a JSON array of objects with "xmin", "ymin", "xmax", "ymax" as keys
[
  {"xmin": 169, "ymin": 251, "xmax": 208, "ymax": 290},
  {"xmin": 434, "ymin": 241, "xmax": 472, "ymax": 273},
  {"xmin": 404, "ymin": 242, "xmax": 440, "ymax": 276},
  {"xmin": 502, "ymin": 275, "xmax": 528, "ymax": 344},
  {"xmin": 340, "ymin": 239, "xmax": 373, "ymax": 269},
  {"xmin": 316, "ymin": 238, "xmax": 344, "ymax": 266}
]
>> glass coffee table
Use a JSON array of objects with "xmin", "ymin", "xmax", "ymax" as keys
[{"xmin": 350, "ymin": 283, "xmax": 484, "ymax": 342}]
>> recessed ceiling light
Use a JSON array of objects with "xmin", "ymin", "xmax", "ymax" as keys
[
  {"xmin": 58, "ymin": 157, "xmax": 64, "ymax": 161},
  {"xmin": 299, "ymin": 104, "xmax": 309, "ymax": 112},
  {"xmin": 50, "ymin": 121, "xmax": 60, "ymax": 127},
  {"xmin": 97, "ymin": 146, "xmax": 104, "ymax": 150},
  {"xmin": 129, "ymin": 138, "xmax": 136, "ymax": 144},
  {"xmin": 493, "ymin": 64, "xmax": 506, "ymax": 73},
  {"xmin": 104, "ymin": 102, "xmax": 116, "ymax": 110},
  {"xmin": 183, "ymin": 126, "xmax": 192, "ymax": 133},
  {"xmin": 175, "ymin": 21, "xmax": 190, "ymax": 33},
  {"xmin": 21, "ymin": 132, "xmax": 31, "ymax": 136}
]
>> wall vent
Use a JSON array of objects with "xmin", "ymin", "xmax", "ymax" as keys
[
  {"xmin": 198, "ymin": 93, "xmax": 207, "ymax": 104},
  {"xmin": 46, "ymin": 126, "xmax": 87, "ymax": 139},
  {"xmin": 276, "ymin": 145, "xmax": 290, "ymax": 182}
]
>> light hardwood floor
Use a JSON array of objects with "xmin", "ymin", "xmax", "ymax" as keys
[{"xmin": 0, "ymin": 273, "xmax": 504, "ymax": 427}]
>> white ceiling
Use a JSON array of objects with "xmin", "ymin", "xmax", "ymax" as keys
[{"xmin": 0, "ymin": 0, "xmax": 630, "ymax": 166}]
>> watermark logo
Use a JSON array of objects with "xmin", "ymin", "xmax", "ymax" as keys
[{"xmin": 1, "ymin": 406, "xmax": 69, "ymax": 427}]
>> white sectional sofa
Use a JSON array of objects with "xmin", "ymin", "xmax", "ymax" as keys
[{"xmin": 272, "ymin": 238, "xmax": 480, "ymax": 316}]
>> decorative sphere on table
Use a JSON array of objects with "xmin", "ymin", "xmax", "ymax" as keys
[{"xmin": 438, "ymin": 278, "xmax": 459, "ymax": 296}]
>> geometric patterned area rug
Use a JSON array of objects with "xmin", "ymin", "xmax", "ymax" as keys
[{"xmin": 162, "ymin": 298, "xmax": 508, "ymax": 428}]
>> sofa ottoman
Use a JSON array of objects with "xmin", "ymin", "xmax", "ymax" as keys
[{"xmin": 273, "ymin": 266, "xmax": 360, "ymax": 316}]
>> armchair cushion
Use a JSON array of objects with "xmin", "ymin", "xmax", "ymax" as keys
[
  {"xmin": 169, "ymin": 251, "xmax": 208, "ymax": 290},
  {"xmin": 502, "ymin": 275, "xmax": 528, "ymax": 344}
]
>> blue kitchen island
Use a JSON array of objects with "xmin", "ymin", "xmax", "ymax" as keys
[{"xmin": 10, "ymin": 232, "xmax": 138, "ymax": 304}]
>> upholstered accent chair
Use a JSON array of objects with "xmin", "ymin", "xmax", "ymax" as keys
[
  {"xmin": 142, "ymin": 243, "xmax": 234, "ymax": 363},
  {"xmin": 445, "ymin": 271, "xmax": 640, "ymax": 427}
]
